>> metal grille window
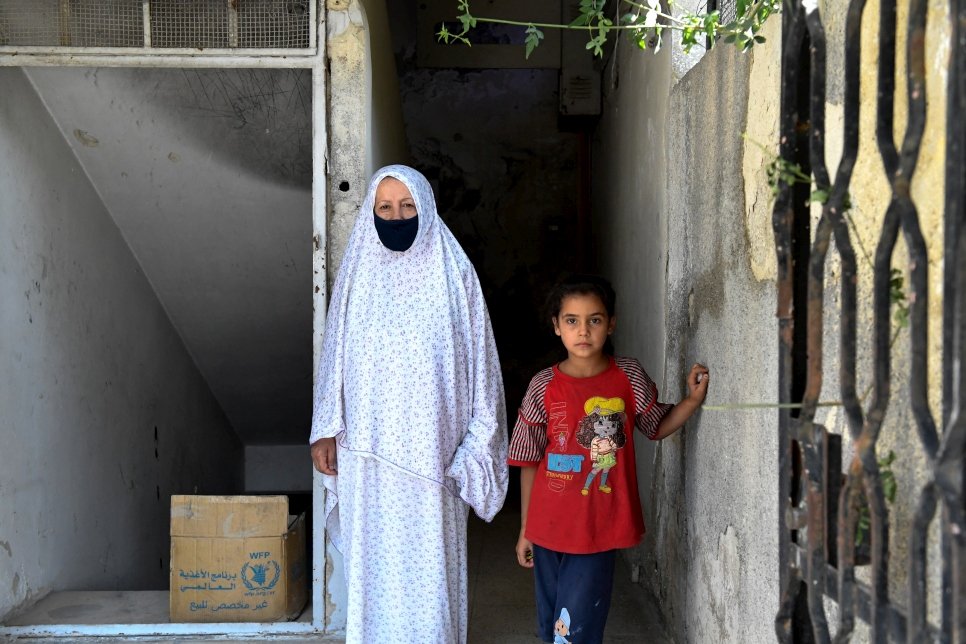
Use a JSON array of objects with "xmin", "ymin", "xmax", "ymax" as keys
[
  {"xmin": 150, "ymin": 1, "xmax": 229, "ymax": 48},
  {"xmin": 238, "ymin": 0, "xmax": 310, "ymax": 48},
  {"xmin": 773, "ymin": 0, "xmax": 965, "ymax": 639},
  {"xmin": 0, "ymin": 0, "xmax": 143, "ymax": 47},
  {"xmin": 0, "ymin": 0, "xmax": 312, "ymax": 51}
]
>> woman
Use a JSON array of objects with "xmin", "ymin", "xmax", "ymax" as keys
[{"xmin": 310, "ymin": 165, "xmax": 508, "ymax": 643}]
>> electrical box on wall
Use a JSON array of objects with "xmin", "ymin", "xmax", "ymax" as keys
[{"xmin": 559, "ymin": 1, "xmax": 601, "ymax": 116}]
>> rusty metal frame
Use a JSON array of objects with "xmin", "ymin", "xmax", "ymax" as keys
[{"xmin": 774, "ymin": 0, "xmax": 964, "ymax": 639}]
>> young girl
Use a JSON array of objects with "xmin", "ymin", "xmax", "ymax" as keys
[{"xmin": 509, "ymin": 274, "xmax": 709, "ymax": 644}]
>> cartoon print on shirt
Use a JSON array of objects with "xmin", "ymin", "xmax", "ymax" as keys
[
  {"xmin": 554, "ymin": 607, "xmax": 572, "ymax": 644},
  {"xmin": 575, "ymin": 396, "xmax": 627, "ymax": 495},
  {"xmin": 545, "ymin": 402, "xmax": 584, "ymax": 485},
  {"xmin": 554, "ymin": 431, "xmax": 568, "ymax": 450}
]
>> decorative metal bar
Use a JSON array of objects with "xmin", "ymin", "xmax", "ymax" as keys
[
  {"xmin": 875, "ymin": 0, "xmax": 899, "ymax": 176},
  {"xmin": 802, "ymin": 0, "xmax": 831, "ymax": 421},
  {"xmin": 897, "ymin": 0, "xmax": 938, "ymax": 461},
  {"xmin": 777, "ymin": 0, "xmax": 961, "ymax": 636},
  {"xmin": 823, "ymin": 559, "xmax": 914, "ymax": 640},
  {"xmin": 941, "ymin": 0, "xmax": 966, "ymax": 636},
  {"xmin": 909, "ymin": 481, "xmax": 938, "ymax": 641},
  {"xmin": 774, "ymin": 0, "xmax": 808, "ymax": 640},
  {"xmin": 142, "ymin": 0, "xmax": 151, "ymax": 48},
  {"xmin": 801, "ymin": 420, "xmax": 832, "ymax": 642},
  {"xmin": 228, "ymin": 0, "xmax": 239, "ymax": 48},
  {"xmin": 830, "ymin": 0, "xmax": 867, "ymax": 440},
  {"xmin": 58, "ymin": 0, "xmax": 70, "ymax": 46}
]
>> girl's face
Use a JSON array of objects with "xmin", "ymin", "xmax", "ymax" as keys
[
  {"xmin": 553, "ymin": 293, "xmax": 615, "ymax": 361},
  {"xmin": 374, "ymin": 177, "xmax": 417, "ymax": 220},
  {"xmin": 594, "ymin": 414, "xmax": 620, "ymax": 437}
]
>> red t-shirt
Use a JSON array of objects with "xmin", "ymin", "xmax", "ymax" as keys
[{"xmin": 508, "ymin": 356, "xmax": 672, "ymax": 554}]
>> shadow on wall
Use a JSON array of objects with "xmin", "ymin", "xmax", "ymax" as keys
[{"xmin": 132, "ymin": 67, "xmax": 312, "ymax": 188}]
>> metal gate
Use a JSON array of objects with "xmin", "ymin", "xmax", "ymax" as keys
[{"xmin": 773, "ymin": 0, "xmax": 965, "ymax": 639}]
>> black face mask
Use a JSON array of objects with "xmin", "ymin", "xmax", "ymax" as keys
[{"xmin": 373, "ymin": 214, "xmax": 419, "ymax": 252}]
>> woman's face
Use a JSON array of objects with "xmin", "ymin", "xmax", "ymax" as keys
[{"xmin": 374, "ymin": 177, "xmax": 418, "ymax": 220}]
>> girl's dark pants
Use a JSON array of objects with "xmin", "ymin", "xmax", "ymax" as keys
[{"xmin": 532, "ymin": 544, "xmax": 616, "ymax": 644}]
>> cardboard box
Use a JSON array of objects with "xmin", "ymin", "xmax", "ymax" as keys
[{"xmin": 170, "ymin": 495, "xmax": 307, "ymax": 622}]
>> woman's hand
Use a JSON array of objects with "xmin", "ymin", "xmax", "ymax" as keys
[
  {"xmin": 687, "ymin": 363, "xmax": 710, "ymax": 404},
  {"xmin": 311, "ymin": 437, "xmax": 338, "ymax": 475},
  {"xmin": 516, "ymin": 530, "xmax": 534, "ymax": 569}
]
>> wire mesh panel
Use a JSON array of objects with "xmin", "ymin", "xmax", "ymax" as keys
[
  {"xmin": 0, "ymin": 0, "xmax": 312, "ymax": 50},
  {"xmin": 0, "ymin": 0, "xmax": 62, "ymax": 47},
  {"xmin": 238, "ymin": 0, "xmax": 310, "ymax": 48},
  {"xmin": 716, "ymin": 0, "xmax": 737, "ymax": 26},
  {"xmin": 0, "ymin": 0, "xmax": 143, "ymax": 47},
  {"xmin": 149, "ymin": 0, "xmax": 229, "ymax": 49},
  {"xmin": 67, "ymin": 0, "xmax": 144, "ymax": 47}
]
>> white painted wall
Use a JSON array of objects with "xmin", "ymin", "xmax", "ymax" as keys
[
  {"xmin": 0, "ymin": 67, "xmax": 243, "ymax": 622},
  {"xmin": 23, "ymin": 67, "xmax": 314, "ymax": 447},
  {"xmin": 662, "ymin": 39, "xmax": 780, "ymax": 641},
  {"xmin": 591, "ymin": 36, "xmax": 674, "ymax": 588}
]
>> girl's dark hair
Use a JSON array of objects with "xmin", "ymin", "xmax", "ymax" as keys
[
  {"xmin": 575, "ymin": 412, "xmax": 627, "ymax": 449},
  {"xmin": 546, "ymin": 274, "xmax": 618, "ymax": 356},
  {"xmin": 545, "ymin": 274, "xmax": 617, "ymax": 320}
]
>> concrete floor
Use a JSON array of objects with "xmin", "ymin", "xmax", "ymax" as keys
[
  {"xmin": 466, "ymin": 510, "xmax": 673, "ymax": 644},
  {"xmin": 3, "ymin": 510, "xmax": 672, "ymax": 643}
]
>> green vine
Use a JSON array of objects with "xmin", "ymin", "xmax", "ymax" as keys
[
  {"xmin": 437, "ymin": 0, "xmax": 781, "ymax": 59},
  {"xmin": 746, "ymin": 134, "xmax": 912, "ymax": 347},
  {"xmin": 855, "ymin": 450, "xmax": 897, "ymax": 548}
]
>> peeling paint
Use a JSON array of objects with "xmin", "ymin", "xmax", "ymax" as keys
[
  {"xmin": 72, "ymin": 128, "xmax": 99, "ymax": 147},
  {"xmin": 742, "ymin": 17, "xmax": 781, "ymax": 284},
  {"xmin": 717, "ymin": 525, "xmax": 740, "ymax": 596},
  {"xmin": 0, "ymin": 541, "xmax": 11, "ymax": 558},
  {"xmin": 326, "ymin": 2, "xmax": 368, "ymax": 285}
]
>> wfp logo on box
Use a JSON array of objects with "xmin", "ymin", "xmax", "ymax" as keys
[{"xmin": 241, "ymin": 557, "xmax": 281, "ymax": 591}]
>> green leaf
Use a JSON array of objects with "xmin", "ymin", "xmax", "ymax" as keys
[
  {"xmin": 856, "ymin": 503, "xmax": 870, "ymax": 547},
  {"xmin": 525, "ymin": 24, "xmax": 544, "ymax": 59},
  {"xmin": 810, "ymin": 188, "xmax": 829, "ymax": 204},
  {"xmin": 458, "ymin": 13, "xmax": 476, "ymax": 31}
]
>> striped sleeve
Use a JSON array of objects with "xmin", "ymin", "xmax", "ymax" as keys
[
  {"xmin": 616, "ymin": 357, "xmax": 673, "ymax": 440},
  {"xmin": 507, "ymin": 368, "xmax": 553, "ymax": 465}
]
